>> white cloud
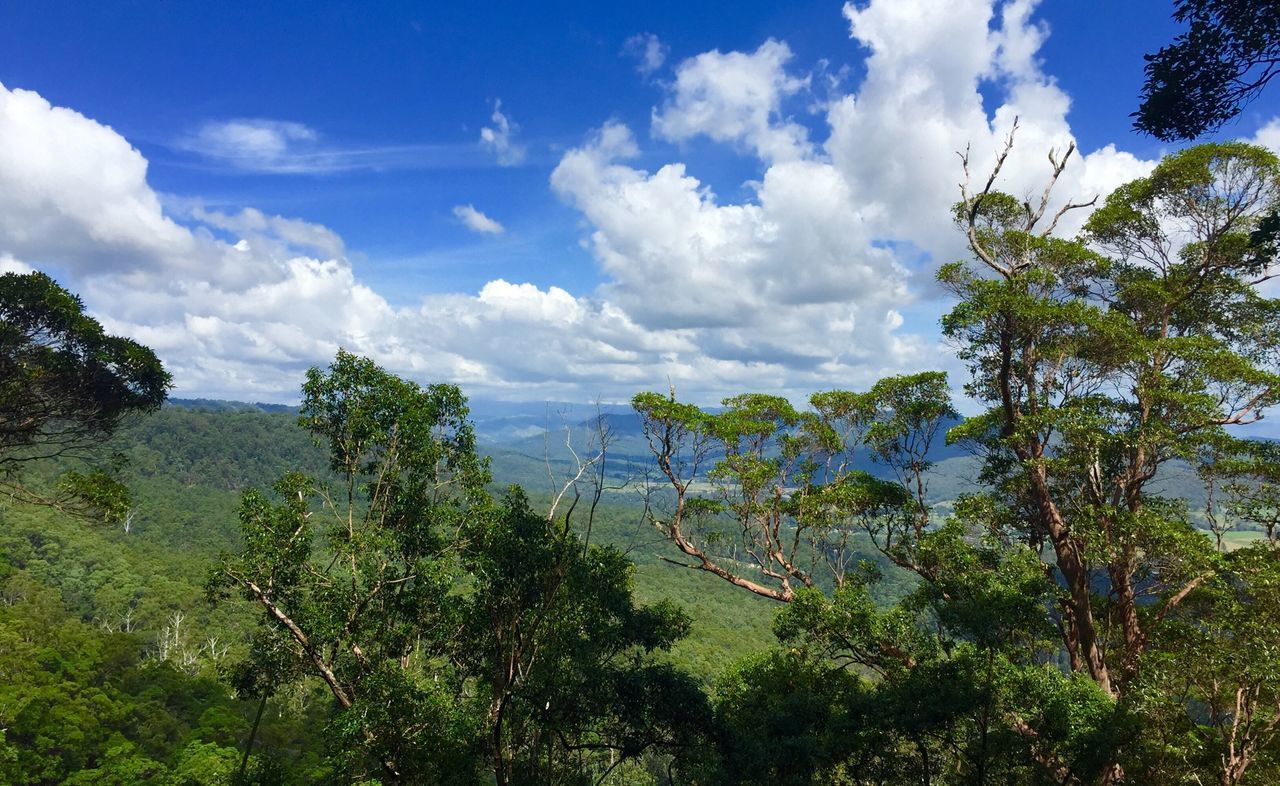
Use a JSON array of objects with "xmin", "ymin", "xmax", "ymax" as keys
[
  {"xmin": 177, "ymin": 119, "xmax": 319, "ymax": 172},
  {"xmin": 480, "ymin": 99, "xmax": 527, "ymax": 166},
  {"xmin": 0, "ymin": 83, "xmax": 232, "ymax": 282},
  {"xmin": 825, "ymin": 0, "xmax": 1152, "ymax": 264},
  {"xmin": 549, "ymin": 122, "xmax": 926, "ymax": 392},
  {"xmin": 0, "ymin": 254, "xmax": 34, "ymax": 275},
  {"xmin": 1254, "ymin": 117, "xmax": 1280, "ymax": 154},
  {"xmin": 176, "ymin": 203, "xmax": 346, "ymax": 258},
  {"xmin": 550, "ymin": 0, "xmax": 1168, "ymax": 397},
  {"xmin": 182, "ymin": 119, "xmax": 316, "ymax": 164},
  {"xmin": 0, "ymin": 1, "xmax": 1238, "ymax": 407},
  {"xmin": 0, "ymin": 80, "xmax": 700, "ymax": 401},
  {"xmin": 652, "ymin": 39, "xmax": 813, "ymax": 163},
  {"xmin": 453, "ymin": 204, "xmax": 505, "ymax": 235},
  {"xmin": 176, "ymin": 118, "xmax": 489, "ymax": 174},
  {"xmin": 623, "ymin": 33, "xmax": 669, "ymax": 76}
]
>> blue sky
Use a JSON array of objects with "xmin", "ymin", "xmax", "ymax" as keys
[{"xmin": 0, "ymin": 0, "xmax": 1277, "ymax": 409}]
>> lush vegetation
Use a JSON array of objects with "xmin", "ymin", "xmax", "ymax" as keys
[{"xmin": 4, "ymin": 13, "xmax": 1280, "ymax": 780}]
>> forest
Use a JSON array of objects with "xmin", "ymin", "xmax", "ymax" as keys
[{"xmin": 3, "ymin": 2, "xmax": 1280, "ymax": 784}]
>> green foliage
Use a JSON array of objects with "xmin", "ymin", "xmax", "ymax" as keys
[
  {"xmin": 696, "ymin": 650, "xmax": 865, "ymax": 785},
  {"xmin": 1132, "ymin": 543, "xmax": 1280, "ymax": 782},
  {"xmin": 212, "ymin": 352, "xmax": 717, "ymax": 783},
  {"xmin": 458, "ymin": 488, "xmax": 709, "ymax": 784},
  {"xmin": 0, "ymin": 565, "xmax": 323, "ymax": 785},
  {"xmin": 211, "ymin": 350, "xmax": 491, "ymax": 781},
  {"xmin": 1135, "ymin": 0, "xmax": 1280, "ymax": 140},
  {"xmin": 644, "ymin": 141, "xmax": 1280, "ymax": 785},
  {"xmin": 0, "ymin": 271, "xmax": 170, "ymax": 518},
  {"xmin": 933, "ymin": 140, "xmax": 1280, "ymax": 782},
  {"xmin": 631, "ymin": 379, "xmax": 948, "ymax": 602}
]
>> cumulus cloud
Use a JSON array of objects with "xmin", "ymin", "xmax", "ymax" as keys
[
  {"xmin": 453, "ymin": 204, "xmax": 505, "ymax": 235},
  {"xmin": 623, "ymin": 33, "xmax": 669, "ymax": 76},
  {"xmin": 824, "ymin": 0, "xmax": 1152, "ymax": 265},
  {"xmin": 1254, "ymin": 117, "xmax": 1280, "ymax": 153},
  {"xmin": 653, "ymin": 39, "xmax": 813, "ymax": 163},
  {"xmin": 480, "ymin": 99, "xmax": 527, "ymax": 166},
  {"xmin": 550, "ymin": 122, "xmax": 925, "ymax": 392},
  {"xmin": 0, "ymin": 84, "xmax": 195, "ymax": 276},
  {"xmin": 548, "ymin": 0, "xmax": 1168, "ymax": 398},
  {"xmin": 0, "ymin": 1, "xmax": 1223, "ymax": 406}
]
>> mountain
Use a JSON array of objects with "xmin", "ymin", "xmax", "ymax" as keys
[{"xmin": 168, "ymin": 397, "xmax": 299, "ymax": 414}]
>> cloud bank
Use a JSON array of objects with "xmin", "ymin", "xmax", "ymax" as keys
[{"xmin": 3, "ymin": 0, "xmax": 1274, "ymax": 404}]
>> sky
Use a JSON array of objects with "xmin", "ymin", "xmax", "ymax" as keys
[{"xmin": 1, "ymin": 0, "xmax": 1278, "ymax": 409}]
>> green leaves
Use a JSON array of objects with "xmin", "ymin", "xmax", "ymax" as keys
[
  {"xmin": 301, "ymin": 349, "xmax": 491, "ymax": 503},
  {"xmin": 0, "ymin": 272, "xmax": 170, "ymax": 447},
  {"xmin": 1138, "ymin": 1, "xmax": 1280, "ymax": 141},
  {"xmin": 935, "ymin": 139, "xmax": 1280, "ymax": 781},
  {"xmin": 0, "ymin": 271, "xmax": 171, "ymax": 520},
  {"xmin": 633, "ymin": 379, "xmax": 953, "ymax": 602},
  {"xmin": 212, "ymin": 352, "xmax": 497, "ymax": 781},
  {"xmin": 215, "ymin": 354, "xmax": 712, "ymax": 783},
  {"xmin": 455, "ymin": 487, "xmax": 706, "ymax": 782}
]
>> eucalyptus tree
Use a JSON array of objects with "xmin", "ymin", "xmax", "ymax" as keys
[
  {"xmin": 212, "ymin": 350, "xmax": 491, "ymax": 782},
  {"xmin": 214, "ymin": 351, "xmax": 706, "ymax": 784},
  {"xmin": 942, "ymin": 137, "xmax": 1280, "ymax": 781},
  {"xmin": 631, "ymin": 373, "xmax": 953, "ymax": 603},
  {"xmin": 638, "ymin": 137, "xmax": 1280, "ymax": 784}
]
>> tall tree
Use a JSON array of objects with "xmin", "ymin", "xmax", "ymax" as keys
[
  {"xmin": 215, "ymin": 351, "xmax": 706, "ymax": 784},
  {"xmin": 0, "ymin": 271, "xmax": 170, "ymax": 519},
  {"xmin": 1135, "ymin": 0, "xmax": 1280, "ymax": 140},
  {"xmin": 632, "ymin": 373, "xmax": 951, "ymax": 602},
  {"xmin": 642, "ymin": 138, "xmax": 1280, "ymax": 784},
  {"xmin": 942, "ymin": 136, "xmax": 1280, "ymax": 781},
  {"xmin": 212, "ymin": 350, "xmax": 491, "ymax": 782}
]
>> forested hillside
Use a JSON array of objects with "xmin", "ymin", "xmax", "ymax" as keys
[
  {"xmin": 0, "ymin": 399, "xmax": 791, "ymax": 783},
  {"xmin": 1, "ymin": 367, "xmax": 1271, "ymax": 783},
  {"xmin": 3, "ymin": 3, "xmax": 1280, "ymax": 782}
]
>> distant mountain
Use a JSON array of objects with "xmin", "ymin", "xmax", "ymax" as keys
[
  {"xmin": 167, "ymin": 397, "xmax": 298, "ymax": 414},
  {"xmin": 144, "ymin": 400, "xmax": 1237, "ymax": 538},
  {"xmin": 466, "ymin": 399, "xmax": 634, "ymax": 444}
]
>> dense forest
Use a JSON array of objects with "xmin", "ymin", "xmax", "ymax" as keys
[{"xmin": 4, "ymin": 3, "xmax": 1280, "ymax": 784}]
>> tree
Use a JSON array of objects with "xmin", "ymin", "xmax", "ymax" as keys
[
  {"xmin": 458, "ymin": 488, "xmax": 707, "ymax": 786},
  {"xmin": 214, "ymin": 351, "xmax": 707, "ymax": 784},
  {"xmin": 1135, "ymin": 0, "xmax": 1280, "ymax": 140},
  {"xmin": 631, "ymin": 374, "xmax": 951, "ymax": 603},
  {"xmin": 1138, "ymin": 544, "xmax": 1280, "ymax": 784},
  {"xmin": 639, "ymin": 137, "xmax": 1280, "ymax": 784},
  {"xmin": 0, "ymin": 271, "xmax": 170, "ymax": 518},
  {"xmin": 941, "ymin": 137, "xmax": 1280, "ymax": 781},
  {"xmin": 212, "ymin": 350, "xmax": 490, "ymax": 782}
]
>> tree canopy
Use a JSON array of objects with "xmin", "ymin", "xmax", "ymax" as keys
[
  {"xmin": 632, "ymin": 138, "xmax": 1280, "ymax": 785},
  {"xmin": 0, "ymin": 271, "xmax": 170, "ymax": 518},
  {"xmin": 1135, "ymin": 0, "xmax": 1280, "ymax": 140},
  {"xmin": 212, "ymin": 350, "xmax": 706, "ymax": 784}
]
